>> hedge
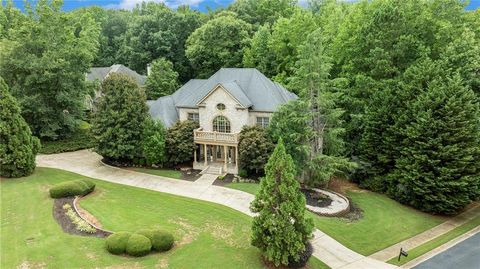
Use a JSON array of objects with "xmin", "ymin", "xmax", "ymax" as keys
[
  {"xmin": 151, "ymin": 230, "xmax": 174, "ymax": 252},
  {"xmin": 106, "ymin": 232, "xmax": 131, "ymax": 255},
  {"xmin": 49, "ymin": 179, "xmax": 96, "ymax": 198},
  {"xmin": 126, "ymin": 234, "xmax": 152, "ymax": 257},
  {"xmin": 135, "ymin": 229, "xmax": 154, "ymax": 241}
]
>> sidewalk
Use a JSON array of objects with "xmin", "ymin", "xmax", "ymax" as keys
[
  {"xmin": 37, "ymin": 150, "xmax": 397, "ymax": 269},
  {"xmin": 369, "ymin": 205, "xmax": 480, "ymax": 261}
]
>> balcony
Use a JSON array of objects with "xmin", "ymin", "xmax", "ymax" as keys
[{"xmin": 194, "ymin": 128, "xmax": 239, "ymax": 145}]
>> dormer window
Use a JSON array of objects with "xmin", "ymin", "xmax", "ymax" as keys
[{"xmin": 216, "ymin": 103, "xmax": 226, "ymax": 110}]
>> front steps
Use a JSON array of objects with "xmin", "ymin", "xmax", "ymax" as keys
[{"xmin": 200, "ymin": 165, "xmax": 223, "ymax": 175}]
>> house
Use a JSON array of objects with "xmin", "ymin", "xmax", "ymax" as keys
[
  {"xmin": 148, "ymin": 68, "xmax": 297, "ymax": 174},
  {"xmin": 85, "ymin": 64, "xmax": 147, "ymax": 110}
]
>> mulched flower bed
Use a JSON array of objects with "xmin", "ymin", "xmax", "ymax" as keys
[
  {"xmin": 178, "ymin": 168, "xmax": 202, "ymax": 181},
  {"xmin": 301, "ymin": 188, "xmax": 333, "ymax": 208},
  {"xmin": 52, "ymin": 197, "xmax": 110, "ymax": 238},
  {"xmin": 212, "ymin": 174, "xmax": 235, "ymax": 186}
]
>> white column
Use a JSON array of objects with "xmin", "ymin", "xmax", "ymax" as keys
[
  {"xmin": 223, "ymin": 145, "xmax": 227, "ymax": 171},
  {"xmin": 204, "ymin": 144, "xmax": 207, "ymax": 166},
  {"xmin": 235, "ymin": 146, "xmax": 238, "ymax": 173},
  {"xmin": 194, "ymin": 144, "xmax": 197, "ymax": 163}
]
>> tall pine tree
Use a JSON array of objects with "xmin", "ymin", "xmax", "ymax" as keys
[
  {"xmin": 288, "ymin": 29, "xmax": 354, "ymax": 186},
  {"xmin": 388, "ymin": 75, "xmax": 480, "ymax": 214},
  {"xmin": 0, "ymin": 77, "xmax": 40, "ymax": 178},
  {"xmin": 250, "ymin": 138, "xmax": 313, "ymax": 267}
]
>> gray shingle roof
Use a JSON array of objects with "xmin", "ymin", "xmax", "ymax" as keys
[
  {"xmin": 86, "ymin": 64, "xmax": 146, "ymax": 86},
  {"xmin": 148, "ymin": 68, "xmax": 297, "ymax": 127}
]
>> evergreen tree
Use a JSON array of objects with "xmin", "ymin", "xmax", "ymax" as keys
[
  {"xmin": 91, "ymin": 73, "xmax": 148, "ymax": 162},
  {"xmin": 0, "ymin": 77, "xmax": 40, "ymax": 178},
  {"xmin": 388, "ymin": 75, "xmax": 480, "ymax": 214},
  {"xmin": 288, "ymin": 29, "xmax": 355, "ymax": 186},
  {"xmin": 251, "ymin": 138, "xmax": 313, "ymax": 267},
  {"xmin": 238, "ymin": 125, "xmax": 274, "ymax": 176},
  {"xmin": 145, "ymin": 58, "xmax": 179, "ymax": 100}
]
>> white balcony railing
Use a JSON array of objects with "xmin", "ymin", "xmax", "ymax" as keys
[{"xmin": 194, "ymin": 128, "xmax": 239, "ymax": 144}]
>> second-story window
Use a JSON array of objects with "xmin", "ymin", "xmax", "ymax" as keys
[
  {"xmin": 213, "ymin": 116, "xmax": 231, "ymax": 133},
  {"xmin": 188, "ymin": 113, "xmax": 199, "ymax": 123},
  {"xmin": 256, "ymin": 117, "xmax": 270, "ymax": 128}
]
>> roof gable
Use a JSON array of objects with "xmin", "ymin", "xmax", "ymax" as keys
[{"xmin": 196, "ymin": 83, "xmax": 252, "ymax": 108}]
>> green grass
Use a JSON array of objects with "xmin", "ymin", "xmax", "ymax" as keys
[
  {"xmin": 129, "ymin": 167, "xmax": 182, "ymax": 179},
  {"xmin": 224, "ymin": 182, "xmax": 260, "ymax": 195},
  {"xmin": 225, "ymin": 182, "xmax": 445, "ymax": 256},
  {"xmin": 1, "ymin": 168, "xmax": 328, "ymax": 269},
  {"xmin": 388, "ymin": 216, "xmax": 480, "ymax": 266}
]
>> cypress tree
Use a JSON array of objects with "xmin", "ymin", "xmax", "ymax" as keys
[
  {"xmin": 91, "ymin": 73, "xmax": 148, "ymax": 162},
  {"xmin": 388, "ymin": 75, "xmax": 480, "ymax": 214},
  {"xmin": 250, "ymin": 138, "xmax": 313, "ymax": 267},
  {"xmin": 0, "ymin": 78, "xmax": 40, "ymax": 178}
]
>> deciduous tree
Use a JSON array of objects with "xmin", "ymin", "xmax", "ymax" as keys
[
  {"xmin": 0, "ymin": 0, "xmax": 100, "ymax": 140},
  {"xmin": 142, "ymin": 118, "xmax": 167, "ymax": 166},
  {"xmin": 238, "ymin": 125, "xmax": 274, "ymax": 176},
  {"xmin": 165, "ymin": 120, "xmax": 199, "ymax": 165},
  {"xmin": 186, "ymin": 14, "xmax": 251, "ymax": 78},
  {"xmin": 145, "ymin": 58, "xmax": 179, "ymax": 100}
]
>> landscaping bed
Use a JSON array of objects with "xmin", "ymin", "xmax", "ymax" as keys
[
  {"xmin": 301, "ymin": 188, "xmax": 332, "ymax": 207},
  {"xmin": 52, "ymin": 197, "xmax": 110, "ymax": 238}
]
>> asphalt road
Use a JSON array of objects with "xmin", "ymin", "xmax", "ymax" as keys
[{"xmin": 413, "ymin": 232, "xmax": 480, "ymax": 269}]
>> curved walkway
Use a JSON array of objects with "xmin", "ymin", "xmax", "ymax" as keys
[{"xmin": 37, "ymin": 150, "xmax": 396, "ymax": 269}]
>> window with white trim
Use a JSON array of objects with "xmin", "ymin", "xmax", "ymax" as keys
[
  {"xmin": 188, "ymin": 113, "xmax": 199, "ymax": 123},
  {"xmin": 256, "ymin": 117, "xmax": 270, "ymax": 128},
  {"xmin": 213, "ymin": 116, "xmax": 231, "ymax": 133}
]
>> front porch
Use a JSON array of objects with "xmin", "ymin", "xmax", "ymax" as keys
[{"xmin": 193, "ymin": 143, "xmax": 239, "ymax": 175}]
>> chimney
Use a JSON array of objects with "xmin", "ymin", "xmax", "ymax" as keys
[{"xmin": 147, "ymin": 63, "xmax": 151, "ymax": 76}]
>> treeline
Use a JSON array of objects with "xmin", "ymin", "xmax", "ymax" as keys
[{"xmin": 1, "ymin": 0, "xmax": 479, "ymax": 214}]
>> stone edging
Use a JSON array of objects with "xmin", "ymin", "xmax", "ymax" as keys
[
  {"xmin": 306, "ymin": 189, "xmax": 351, "ymax": 217},
  {"xmin": 73, "ymin": 195, "xmax": 113, "ymax": 235}
]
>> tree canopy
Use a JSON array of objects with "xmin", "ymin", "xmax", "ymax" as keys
[
  {"xmin": 186, "ymin": 13, "xmax": 252, "ymax": 78},
  {"xmin": 145, "ymin": 57, "xmax": 179, "ymax": 100},
  {"xmin": 0, "ymin": 0, "xmax": 100, "ymax": 140}
]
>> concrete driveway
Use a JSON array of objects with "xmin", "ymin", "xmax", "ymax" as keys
[
  {"xmin": 413, "ymin": 233, "xmax": 480, "ymax": 269},
  {"xmin": 37, "ymin": 149, "xmax": 397, "ymax": 269}
]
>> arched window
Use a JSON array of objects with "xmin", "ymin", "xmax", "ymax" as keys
[{"xmin": 213, "ymin": 116, "xmax": 231, "ymax": 133}]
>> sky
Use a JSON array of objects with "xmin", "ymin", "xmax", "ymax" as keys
[{"xmin": 6, "ymin": 0, "xmax": 480, "ymax": 12}]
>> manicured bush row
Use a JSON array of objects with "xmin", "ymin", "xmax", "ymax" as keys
[
  {"xmin": 105, "ymin": 229, "xmax": 174, "ymax": 257},
  {"xmin": 49, "ymin": 179, "xmax": 96, "ymax": 198},
  {"xmin": 126, "ymin": 234, "xmax": 152, "ymax": 257},
  {"xmin": 106, "ymin": 232, "xmax": 132, "ymax": 255},
  {"xmin": 151, "ymin": 230, "xmax": 174, "ymax": 252}
]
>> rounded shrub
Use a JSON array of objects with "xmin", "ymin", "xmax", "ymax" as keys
[
  {"xmin": 126, "ymin": 234, "xmax": 152, "ymax": 257},
  {"xmin": 106, "ymin": 232, "xmax": 132, "ymax": 255},
  {"xmin": 49, "ymin": 179, "xmax": 96, "ymax": 198},
  {"xmin": 151, "ymin": 230, "xmax": 174, "ymax": 252},
  {"xmin": 135, "ymin": 229, "xmax": 154, "ymax": 241},
  {"xmin": 49, "ymin": 181, "xmax": 85, "ymax": 198},
  {"xmin": 81, "ymin": 179, "xmax": 96, "ymax": 193}
]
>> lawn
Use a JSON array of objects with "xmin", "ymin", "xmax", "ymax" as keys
[
  {"xmin": 225, "ymin": 182, "xmax": 445, "ymax": 256},
  {"xmin": 388, "ymin": 215, "xmax": 480, "ymax": 266},
  {"xmin": 129, "ymin": 167, "xmax": 182, "ymax": 179},
  {"xmin": 1, "ymin": 168, "xmax": 328, "ymax": 269}
]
